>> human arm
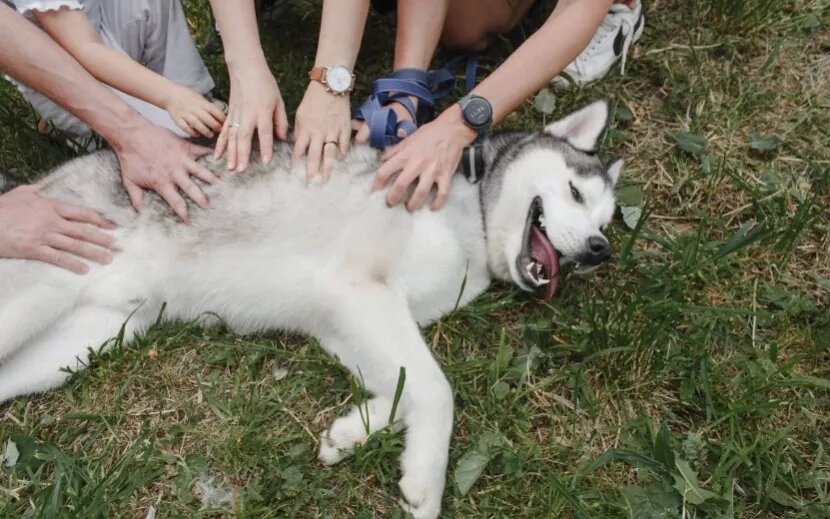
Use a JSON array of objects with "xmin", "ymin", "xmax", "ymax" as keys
[
  {"xmin": 293, "ymin": 0, "xmax": 370, "ymax": 180},
  {"xmin": 33, "ymin": 8, "xmax": 225, "ymax": 139},
  {"xmin": 0, "ymin": 3, "xmax": 216, "ymax": 224},
  {"xmin": 209, "ymin": 0, "xmax": 288, "ymax": 171},
  {"xmin": 375, "ymin": 0, "xmax": 614, "ymax": 211}
]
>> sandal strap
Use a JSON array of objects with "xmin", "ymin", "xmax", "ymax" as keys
[{"xmin": 354, "ymin": 58, "xmax": 480, "ymax": 150}]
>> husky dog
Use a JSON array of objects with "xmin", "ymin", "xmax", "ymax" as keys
[{"xmin": 0, "ymin": 101, "xmax": 621, "ymax": 518}]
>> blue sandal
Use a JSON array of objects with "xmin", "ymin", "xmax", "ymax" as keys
[{"xmin": 355, "ymin": 56, "xmax": 482, "ymax": 150}]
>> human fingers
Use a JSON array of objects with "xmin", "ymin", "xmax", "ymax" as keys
[
  {"xmin": 175, "ymin": 117, "xmax": 199, "ymax": 138},
  {"xmin": 258, "ymin": 113, "xmax": 275, "ymax": 165},
  {"xmin": 156, "ymin": 181, "xmax": 190, "ymax": 223},
  {"xmin": 274, "ymin": 100, "xmax": 289, "ymax": 141},
  {"xmin": 187, "ymin": 159, "xmax": 219, "ymax": 184},
  {"xmin": 354, "ymin": 120, "xmax": 370, "ymax": 144},
  {"xmin": 235, "ymin": 120, "xmax": 255, "ymax": 173},
  {"xmin": 175, "ymin": 173, "xmax": 209, "ymax": 210},
  {"xmin": 406, "ymin": 163, "xmax": 437, "ymax": 212},
  {"xmin": 58, "ymin": 220, "xmax": 117, "ymax": 251},
  {"xmin": 186, "ymin": 114, "xmax": 215, "ymax": 139},
  {"xmin": 373, "ymin": 154, "xmax": 404, "ymax": 192},
  {"xmin": 431, "ymin": 170, "xmax": 453, "ymax": 211},
  {"xmin": 54, "ymin": 201, "xmax": 116, "ymax": 229},
  {"xmin": 387, "ymin": 159, "xmax": 423, "ymax": 207},
  {"xmin": 306, "ymin": 133, "xmax": 324, "ymax": 182},
  {"xmin": 214, "ymin": 120, "xmax": 231, "ymax": 160},
  {"xmin": 226, "ymin": 122, "xmax": 240, "ymax": 171},
  {"xmin": 123, "ymin": 179, "xmax": 144, "ymax": 211},
  {"xmin": 46, "ymin": 232, "xmax": 113, "ymax": 265},
  {"xmin": 338, "ymin": 125, "xmax": 350, "ymax": 156},
  {"xmin": 33, "ymin": 245, "xmax": 89, "ymax": 274},
  {"xmin": 322, "ymin": 139, "xmax": 338, "ymax": 182}
]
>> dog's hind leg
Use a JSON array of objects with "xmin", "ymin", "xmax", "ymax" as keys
[
  {"xmin": 0, "ymin": 305, "xmax": 144, "ymax": 403},
  {"xmin": 316, "ymin": 282, "xmax": 453, "ymax": 519},
  {"xmin": 0, "ymin": 263, "xmax": 80, "ymax": 362}
]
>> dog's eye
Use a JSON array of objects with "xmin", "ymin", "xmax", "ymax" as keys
[{"xmin": 569, "ymin": 181, "xmax": 583, "ymax": 204}]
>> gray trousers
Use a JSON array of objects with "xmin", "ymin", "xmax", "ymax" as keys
[{"xmin": 20, "ymin": 0, "xmax": 214, "ymax": 142}]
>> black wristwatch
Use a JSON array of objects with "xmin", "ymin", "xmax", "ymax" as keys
[{"xmin": 457, "ymin": 94, "xmax": 493, "ymax": 137}]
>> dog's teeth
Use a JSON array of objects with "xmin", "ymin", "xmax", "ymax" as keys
[{"xmin": 537, "ymin": 278, "xmax": 550, "ymax": 285}]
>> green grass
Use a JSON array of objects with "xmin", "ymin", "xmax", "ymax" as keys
[{"xmin": 2, "ymin": 0, "xmax": 829, "ymax": 517}]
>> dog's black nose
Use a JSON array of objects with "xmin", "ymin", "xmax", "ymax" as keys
[{"xmin": 585, "ymin": 236, "xmax": 611, "ymax": 264}]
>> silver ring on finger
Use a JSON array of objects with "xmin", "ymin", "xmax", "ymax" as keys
[{"xmin": 229, "ymin": 123, "xmax": 241, "ymax": 130}]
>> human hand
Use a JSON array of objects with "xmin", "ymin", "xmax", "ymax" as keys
[
  {"xmin": 215, "ymin": 65, "xmax": 289, "ymax": 172},
  {"xmin": 112, "ymin": 123, "xmax": 219, "ymax": 223},
  {"xmin": 293, "ymin": 81, "xmax": 351, "ymax": 182},
  {"xmin": 354, "ymin": 96, "xmax": 417, "ymax": 144},
  {"xmin": 0, "ymin": 185, "xmax": 117, "ymax": 274},
  {"xmin": 164, "ymin": 84, "xmax": 226, "ymax": 139},
  {"xmin": 373, "ymin": 105, "xmax": 477, "ymax": 211}
]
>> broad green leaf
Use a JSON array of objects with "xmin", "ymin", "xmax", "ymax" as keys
[
  {"xmin": 499, "ymin": 451, "xmax": 524, "ymax": 477},
  {"xmin": 454, "ymin": 451, "xmax": 491, "ymax": 496},
  {"xmin": 454, "ymin": 432, "xmax": 505, "ymax": 496},
  {"xmin": 672, "ymin": 132, "xmax": 708, "ymax": 157},
  {"xmin": 533, "ymin": 88, "xmax": 557, "ymax": 116},
  {"xmin": 622, "ymin": 206, "xmax": 643, "ymax": 230},
  {"xmin": 616, "ymin": 184, "xmax": 646, "ymax": 206},
  {"xmin": 615, "ymin": 105, "xmax": 634, "ymax": 122},
  {"xmin": 767, "ymin": 486, "xmax": 804, "ymax": 509},
  {"xmin": 653, "ymin": 425, "xmax": 675, "ymax": 470},
  {"xmin": 477, "ymin": 431, "xmax": 506, "ymax": 452},
  {"xmin": 621, "ymin": 483, "xmax": 681, "ymax": 519},
  {"xmin": 672, "ymin": 459, "xmax": 721, "ymax": 505},
  {"xmin": 759, "ymin": 170, "xmax": 783, "ymax": 189},
  {"xmin": 492, "ymin": 381, "xmax": 510, "ymax": 400},
  {"xmin": 749, "ymin": 133, "xmax": 782, "ymax": 152}
]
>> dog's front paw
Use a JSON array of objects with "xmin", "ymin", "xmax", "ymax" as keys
[
  {"xmin": 317, "ymin": 412, "xmax": 368, "ymax": 466},
  {"xmin": 398, "ymin": 472, "xmax": 443, "ymax": 519}
]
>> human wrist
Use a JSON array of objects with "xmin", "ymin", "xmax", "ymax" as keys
[
  {"xmin": 226, "ymin": 49, "xmax": 269, "ymax": 76},
  {"xmin": 105, "ymin": 114, "xmax": 156, "ymax": 153},
  {"xmin": 439, "ymin": 105, "xmax": 478, "ymax": 144}
]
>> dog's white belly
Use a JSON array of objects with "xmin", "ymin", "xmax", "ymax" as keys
[{"xmin": 148, "ymin": 214, "xmax": 487, "ymax": 335}]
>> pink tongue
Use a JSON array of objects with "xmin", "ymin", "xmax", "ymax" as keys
[{"xmin": 529, "ymin": 225, "xmax": 560, "ymax": 301}]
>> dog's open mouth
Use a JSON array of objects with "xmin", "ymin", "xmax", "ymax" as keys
[{"xmin": 516, "ymin": 196, "xmax": 560, "ymax": 301}]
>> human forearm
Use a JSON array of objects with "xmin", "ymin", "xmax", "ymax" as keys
[
  {"xmin": 208, "ymin": 0, "xmax": 268, "ymax": 72},
  {"xmin": 0, "ymin": 4, "xmax": 146, "ymax": 147},
  {"xmin": 471, "ymin": 0, "xmax": 613, "ymax": 123},
  {"xmin": 394, "ymin": 0, "xmax": 448, "ymax": 69},
  {"xmin": 35, "ymin": 9, "xmax": 180, "ymax": 112},
  {"xmin": 315, "ymin": 0, "xmax": 370, "ymax": 68}
]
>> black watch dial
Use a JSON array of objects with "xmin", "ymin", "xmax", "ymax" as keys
[{"xmin": 463, "ymin": 97, "xmax": 493, "ymax": 129}]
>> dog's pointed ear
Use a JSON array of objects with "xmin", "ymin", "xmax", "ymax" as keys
[
  {"xmin": 544, "ymin": 100, "xmax": 609, "ymax": 152},
  {"xmin": 607, "ymin": 159, "xmax": 623, "ymax": 188}
]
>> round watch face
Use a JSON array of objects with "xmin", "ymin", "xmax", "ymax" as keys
[
  {"xmin": 465, "ymin": 98, "xmax": 492, "ymax": 128},
  {"xmin": 326, "ymin": 66, "xmax": 352, "ymax": 93}
]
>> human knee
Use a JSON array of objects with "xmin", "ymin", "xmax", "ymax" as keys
[{"xmin": 440, "ymin": 26, "xmax": 492, "ymax": 52}]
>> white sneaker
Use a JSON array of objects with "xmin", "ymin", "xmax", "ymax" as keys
[{"xmin": 552, "ymin": 1, "xmax": 644, "ymax": 87}]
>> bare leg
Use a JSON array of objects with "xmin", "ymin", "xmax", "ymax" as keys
[{"xmin": 441, "ymin": 0, "xmax": 536, "ymax": 52}]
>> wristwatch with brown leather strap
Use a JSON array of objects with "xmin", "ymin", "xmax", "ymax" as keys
[{"xmin": 308, "ymin": 65, "xmax": 355, "ymax": 96}]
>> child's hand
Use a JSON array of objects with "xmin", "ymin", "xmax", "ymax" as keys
[{"xmin": 165, "ymin": 85, "xmax": 226, "ymax": 139}]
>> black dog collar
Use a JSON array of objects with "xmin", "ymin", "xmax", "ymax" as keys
[{"xmin": 461, "ymin": 143, "xmax": 485, "ymax": 184}]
